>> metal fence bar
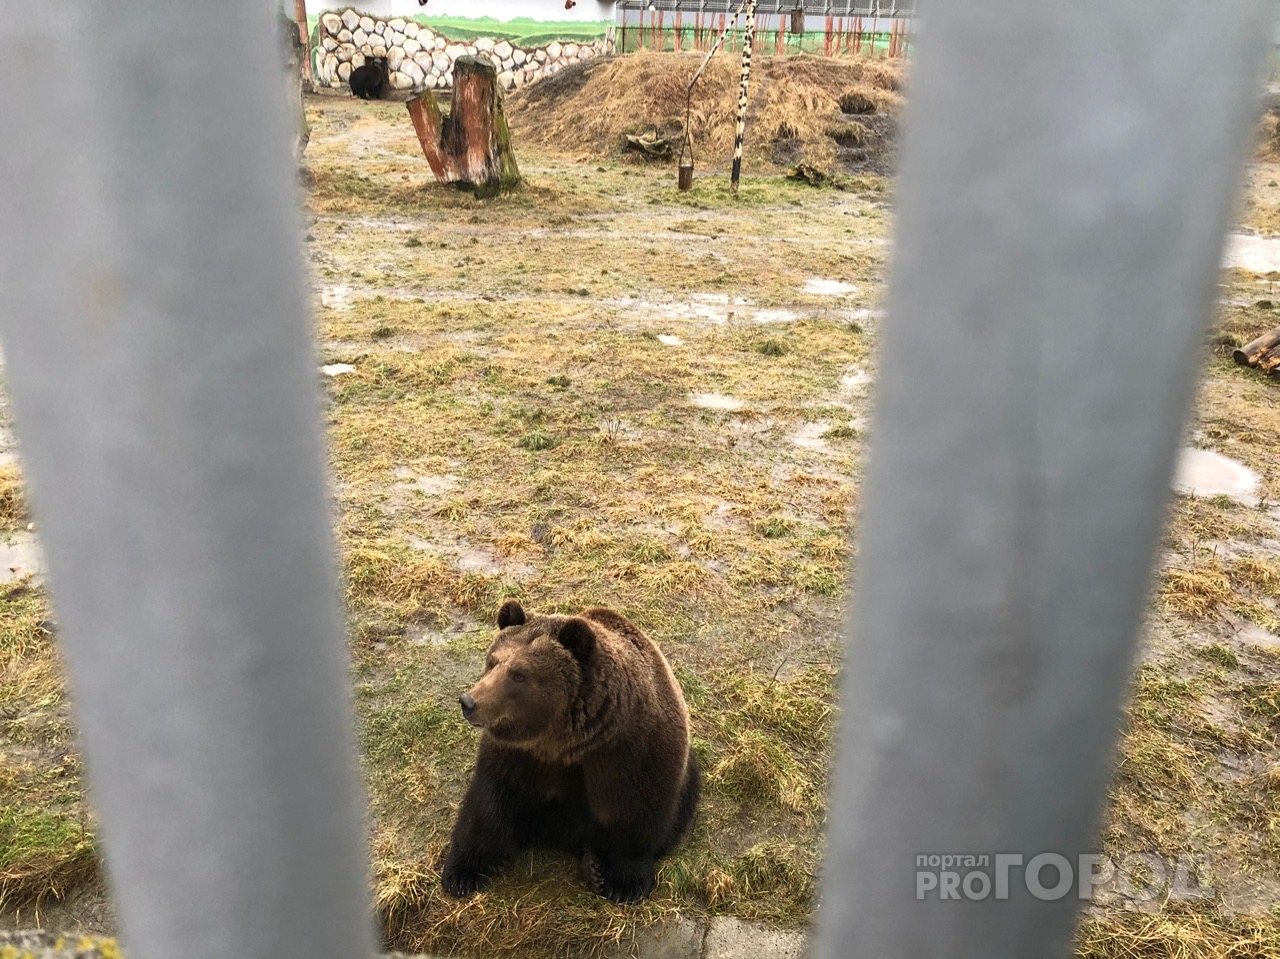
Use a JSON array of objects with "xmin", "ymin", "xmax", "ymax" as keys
[
  {"xmin": 816, "ymin": 1, "xmax": 1271, "ymax": 957},
  {"xmin": 0, "ymin": 3, "xmax": 372, "ymax": 959}
]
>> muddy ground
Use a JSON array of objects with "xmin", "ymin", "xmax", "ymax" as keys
[{"xmin": 2, "ymin": 92, "xmax": 1280, "ymax": 958}]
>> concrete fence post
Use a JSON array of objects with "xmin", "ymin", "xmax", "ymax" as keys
[
  {"xmin": 816, "ymin": 1, "xmax": 1272, "ymax": 957},
  {"xmin": 0, "ymin": 3, "xmax": 373, "ymax": 959}
]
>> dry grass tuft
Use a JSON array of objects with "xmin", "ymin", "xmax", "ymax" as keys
[
  {"xmin": 1258, "ymin": 110, "xmax": 1280, "ymax": 161},
  {"xmin": 1077, "ymin": 906, "xmax": 1280, "ymax": 958},
  {"xmin": 0, "ymin": 468, "xmax": 27, "ymax": 525},
  {"xmin": 1159, "ymin": 566, "xmax": 1234, "ymax": 620},
  {"xmin": 1232, "ymin": 556, "xmax": 1280, "ymax": 598}
]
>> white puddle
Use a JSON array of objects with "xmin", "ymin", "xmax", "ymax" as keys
[
  {"xmin": 790, "ymin": 422, "xmax": 833, "ymax": 452},
  {"xmin": 671, "ymin": 293, "xmax": 749, "ymax": 324},
  {"xmin": 841, "ymin": 367, "xmax": 872, "ymax": 391},
  {"xmin": 1236, "ymin": 622, "xmax": 1280, "ymax": 648},
  {"xmin": 394, "ymin": 468, "xmax": 459, "ymax": 496},
  {"xmin": 1172, "ymin": 447, "xmax": 1260, "ymax": 506},
  {"xmin": 321, "ymin": 363, "xmax": 356, "ymax": 377},
  {"xmin": 615, "ymin": 294, "xmax": 799, "ymax": 325},
  {"xmin": 320, "ymin": 284, "xmax": 353, "ymax": 310},
  {"xmin": 1223, "ymin": 234, "xmax": 1280, "ymax": 274},
  {"xmin": 0, "ymin": 532, "xmax": 44, "ymax": 583},
  {"xmin": 691, "ymin": 392, "xmax": 746, "ymax": 411},
  {"xmin": 407, "ymin": 625, "xmax": 451, "ymax": 647},
  {"xmin": 657, "ymin": 334, "xmax": 683, "ymax": 346},
  {"xmin": 409, "ymin": 535, "xmax": 533, "ymax": 579},
  {"xmin": 454, "ymin": 547, "xmax": 505, "ymax": 575},
  {"xmin": 803, "ymin": 278, "xmax": 859, "ymax": 296},
  {"xmin": 751, "ymin": 308, "xmax": 802, "ymax": 324}
]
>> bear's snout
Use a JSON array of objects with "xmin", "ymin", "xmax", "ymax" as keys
[{"xmin": 459, "ymin": 693, "xmax": 481, "ymax": 726}]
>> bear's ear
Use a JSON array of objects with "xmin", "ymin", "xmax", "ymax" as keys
[
  {"xmin": 497, "ymin": 599, "xmax": 526, "ymax": 629},
  {"xmin": 556, "ymin": 617, "xmax": 595, "ymax": 662}
]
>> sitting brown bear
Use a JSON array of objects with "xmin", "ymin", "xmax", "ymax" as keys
[{"xmin": 441, "ymin": 600, "xmax": 700, "ymax": 903}]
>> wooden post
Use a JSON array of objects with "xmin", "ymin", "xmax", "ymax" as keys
[
  {"xmin": 406, "ymin": 56, "xmax": 521, "ymax": 199},
  {"xmin": 279, "ymin": 9, "xmax": 309, "ymax": 158},
  {"xmin": 730, "ymin": 0, "xmax": 757, "ymax": 193},
  {"xmin": 293, "ymin": 0, "xmax": 311, "ymax": 84}
]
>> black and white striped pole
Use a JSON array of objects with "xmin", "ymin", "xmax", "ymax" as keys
[{"xmin": 730, "ymin": 0, "xmax": 757, "ymax": 192}]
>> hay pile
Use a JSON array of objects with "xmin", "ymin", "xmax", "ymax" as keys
[
  {"xmin": 507, "ymin": 52, "xmax": 906, "ymax": 175},
  {"xmin": 1259, "ymin": 105, "xmax": 1280, "ymax": 160}
]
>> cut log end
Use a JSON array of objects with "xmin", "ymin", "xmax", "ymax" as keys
[{"xmin": 1233, "ymin": 325, "xmax": 1280, "ymax": 379}]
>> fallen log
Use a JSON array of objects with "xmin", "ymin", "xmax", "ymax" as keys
[
  {"xmin": 1259, "ymin": 345, "xmax": 1280, "ymax": 377},
  {"xmin": 624, "ymin": 132, "xmax": 672, "ymax": 158},
  {"xmin": 406, "ymin": 56, "xmax": 521, "ymax": 199},
  {"xmin": 1233, "ymin": 326, "xmax": 1280, "ymax": 366}
]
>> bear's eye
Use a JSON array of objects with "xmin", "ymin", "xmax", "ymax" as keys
[{"xmin": 510, "ymin": 671, "xmax": 527, "ymax": 683}]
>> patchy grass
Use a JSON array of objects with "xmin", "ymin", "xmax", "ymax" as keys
[
  {"xmin": 5, "ymin": 95, "xmax": 1280, "ymax": 959},
  {"xmin": 1077, "ymin": 905, "xmax": 1280, "ymax": 958},
  {"xmin": 0, "ymin": 808, "xmax": 96, "ymax": 912},
  {"xmin": 297, "ymin": 93, "xmax": 870, "ymax": 956}
]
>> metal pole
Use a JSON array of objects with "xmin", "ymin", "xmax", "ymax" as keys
[
  {"xmin": 730, "ymin": 0, "xmax": 757, "ymax": 192},
  {"xmin": 0, "ymin": 3, "xmax": 372, "ymax": 959},
  {"xmin": 815, "ymin": 1, "xmax": 1270, "ymax": 958}
]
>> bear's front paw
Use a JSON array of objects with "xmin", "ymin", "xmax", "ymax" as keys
[
  {"xmin": 584, "ymin": 851, "xmax": 656, "ymax": 904},
  {"xmin": 440, "ymin": 856, "xmax": 489, "ymax": 898}
]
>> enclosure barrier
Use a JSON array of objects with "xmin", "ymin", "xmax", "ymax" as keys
[
  {"xmin": 816, "ymin": 1, "xmax": 1272, "ymax": 957},
  {"xmin": 0, "ymin": 3, "xmax": 1273, "ymax": 959},
  {"xmin": 615, "ymin": 0, "xmax": 915, "ymax": 56},
  {"xmin": 0, "ymin": 2, "xmax": 371, "ymax": 958}
]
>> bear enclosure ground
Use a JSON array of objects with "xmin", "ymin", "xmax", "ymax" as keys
[{"xmin": 3, "ymin": 83, "xmax": 1280, "ymax": 959}]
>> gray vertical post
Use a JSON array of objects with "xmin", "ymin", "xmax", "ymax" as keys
[
  {"xmin": 0, "ymin": 3, "xmax": 372, "ymax": 959},
  {"xmin": 816, "ymin": 2, "xmax": 1270, "ymax": 958}
]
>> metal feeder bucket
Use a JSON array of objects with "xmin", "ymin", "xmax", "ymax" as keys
[{"xmin": 678, "ymin": 159, "xmax": 694, "ymax": 191}]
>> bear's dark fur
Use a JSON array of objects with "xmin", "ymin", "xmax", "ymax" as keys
[
  {"xmin": 441, "ymin": 600, "xmax": 700, "ymax": 903},
  {"xmin": 349, "ymin": 56, "xmax": 388, "ymax": 100}
]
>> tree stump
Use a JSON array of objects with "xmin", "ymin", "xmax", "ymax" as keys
[{"xmin": 406, "ymin": 56, "xmax": 521, "ymax": 199}]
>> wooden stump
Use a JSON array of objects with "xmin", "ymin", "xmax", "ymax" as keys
[{"xmin": 406, "ymin": 56, "xmax": 521, "ymax": 199}]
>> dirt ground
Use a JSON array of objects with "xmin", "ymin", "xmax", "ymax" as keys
[{"xmin": 2, "ymin": 86, "xmax": 1280, "ymax": 958}]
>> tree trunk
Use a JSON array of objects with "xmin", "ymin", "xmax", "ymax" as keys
[
  {"xmin": 1232, "ymin": 326, "xmax": 1280, "ymax": 366},
  {"xmin": 293, "ymin": 0, "xmax": 312, "ymax": 85},
  {"xmin": 405, "ymin": 56, "xmax": 521, "ymax": 199},
  {"xmin": 279, "ymin": 10, "xmax": 309, "ymax": 160}
]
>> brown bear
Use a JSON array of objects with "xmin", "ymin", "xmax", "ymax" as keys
[
  {"xmin": 440, "ymin": 600, "xmax": 700, "ymax": 903},
  {"xmin": 348, "ymin": 56, "xmax": 388, "ymax": 100}
]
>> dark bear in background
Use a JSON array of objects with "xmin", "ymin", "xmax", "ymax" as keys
[
  {"xmin": 441, "ymin": 600, "xmax": 701, "ymax": 903},
  {"xmin": 349, "ymin": 56, "xmax": 387, "ymax": 100}
]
